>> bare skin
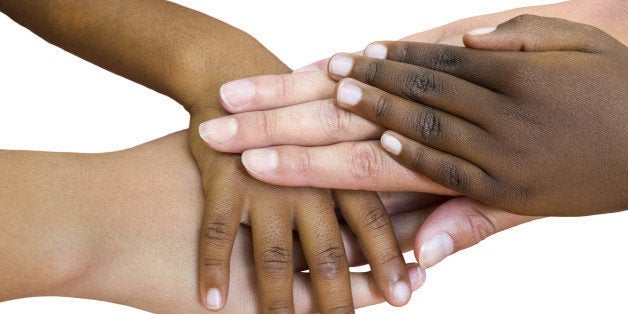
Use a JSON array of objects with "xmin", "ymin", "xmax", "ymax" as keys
[
  {"xmin": 329, "ymin": 15, "xmax": 627, "ymax": 216},
  {"xmin": 0, "ymin": 130, "xmax": 430, "ymax": 313},
  {"xmin": 0, "ymin": 1, "xmax": 412, "ymax": 311}
]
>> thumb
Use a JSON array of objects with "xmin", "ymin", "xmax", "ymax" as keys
[
  {"xmin": 463, "ymin": 14, "xmax": 619, "ymax": 52},
  {"xmin": 414, "ymin": 197, "xmax": 538, "ymax": 269}
]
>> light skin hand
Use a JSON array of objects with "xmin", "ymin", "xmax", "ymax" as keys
[{"xmin": 329, "ymin": 15, "xmax": 627, "ymax": 216}]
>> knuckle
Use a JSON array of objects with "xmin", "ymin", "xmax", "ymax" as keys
[
  {"xmin": 202, "ymin": 221, "xmax": 232, "ymax": 249},
  {"xmin": 319, "ymin": 100, "xmax": 352, "ymax": 141},
  {"xmin": 360, "ymin": 205, "xmax": 391, "ymax": 235},
  {"xmin": 364, "ymin": 59, "xmax": 383, "ymax": 85},
  {"xmin": 390, "ymin": 43, "xmax": 410, "ymax": 63},
  {"xmin": 328, "ymin": 305, "xmax": 354, "ymax": 314},
  {"xmin": 294, "ymin": 148, "xmax": 313, "ymax": 175},
  {"xmin": 459, "ymin": 209, "xmax": 498, "ymax": 244},
  {"xmin": 438, "ymin": 160, "xmax": 466, "ymax": 191},
  {"xmin": 257, "ymin": 111, "xmax": 277, "ymax": 140},
  {"xmin": 427, "ymin": 46, "xmax": 460, "ymax": 72},
  {"xmin": 273, "ymin": 74, "xmax": 294, "ymax": 102},
  {"xmin": 407, "ymin": 108, "xmax": 443, "ymax": 142},
  {"xmin": 408, "ymin": 145, "xmax": 427, "ymax": 173},
  {"xmin": 373, "ymin": 93, "xmax": 393, "ymax": 121},
  {"xmin": 266, "ymin": 300, "xmax": 293, "ymax": 312},
  {"xmin": 261, "ymin": 246, "xmax": 292, "ymax": 274},
  {"xmin": 348, "ymin": 142, "xmax": 384, "ymax": 181},
  {"xmin": 311, "ymin": 245, "xmax": 348, "ymax": 279},
  {"xmin": 374, "ymin": 247, "xmax": 404, "ymax": 267},
  {"xmin": 403, "ymin": 69, "xmax": 444, "ymax": 100}
]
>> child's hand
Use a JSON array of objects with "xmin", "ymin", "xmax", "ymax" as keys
[
  {"xmin": 191, "ymin": 125, "xmax": 414, "ymax": 312},
  {"xmin": 327, "ymin": 15, "xmax": 627, "ymax": 217}
]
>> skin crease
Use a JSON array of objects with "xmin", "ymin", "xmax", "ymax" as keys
[
  {"xmin": 0, "ymin": 130, "xmax": 432, "ymax": 313},
  {"xmin": 0, "ymin": 1, "xmax": 414, "ymax": 312},
  {"xmin": 330, "ymin": 15, "xmax": 627, "ymax": 216}
]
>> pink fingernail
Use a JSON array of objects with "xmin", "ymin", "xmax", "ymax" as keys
[
  {"xmin": 205, "ymin": 288, "xmax": 223, "ymax": 310},
  {"xmin": 220, "ymin": 79, "xmax": 255, "ymax": 109},
  {"xmin": 241, "ymin": 148, "xmax": 278, "ymax": 174},
  {"xmin": 381, "ymin": 134, "xmax": 402, "ymax": 155},
  {"xmin": 329, "ymin": 54, "xmax": 353, "ymax": 77},
  {"xmin": 467, "ymin": 27, "xmax": 496, "ymax": 35},
  {"xmin": 337, "ymin": 80, "xmax": 362, "ymax": 106},
  {"xmin": 391, "ymin": 281, "xmax": 411, "ymax": 302},
  {"xmin": 418, "ymin": 232, "xmax": 454, "ymax": 269},
  {"xmin": 199, "ymin": 117, "xmax": 238, "ymax": 145},
  {"xmin": 364, "ymin": 43, "xmax": 387, "ymax": 59},
  {"xmin": 407, "ymin": 264, "xmax": 426, "ymax": 291}
]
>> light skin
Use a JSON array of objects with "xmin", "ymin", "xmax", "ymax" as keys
[
  {"xmin": 328, "ymin": 15, "xmax": 627, "ymax": 216},
  {"xmin": 200, "ymin": 0, "xmax": 627, "ymax": 267},
  {"xmin": 0, "ymin": 130, "xmax": 430, "ymax": 313},
  {"xmin": 0, "ymin": 1, "xmax": 412, "ymax": 311}
]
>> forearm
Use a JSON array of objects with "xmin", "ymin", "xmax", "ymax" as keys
[
  {"xmin": 0, "ymin": 0, "xmax": 290, "ymax": 111},
  {"xmin": 0, "ymin": 133, "xmax": 210, "ymax": 312}
]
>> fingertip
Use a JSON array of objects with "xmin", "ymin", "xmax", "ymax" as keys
[
  {"xmin": 407, "ymin": 263, "xmax": 426, "ymax": 291},
  {"xmin": 380, "ymin": 132, "xmax": 402, "ymax": 156},
  {"xmin": 417, "ymin": 232, "xmax": 454, "ymax": 269},
  {"xmin": 364, "ymin": 42, "xmax": 388, "ymax": 59},
  {"xmin": 220, "ymin": 79, "xmax": 256, "ymax": 112},
  {"xmin": 336, "ymin": 78, "xmax": 363, "ymax": 107},
  {"xmin": 466, "ymin": 26, "xmax": 496, "ymax": 36},
  {"xmin": 328, "ymin": 53, "xmax": 354, "ymax": 79},
  {"xmin": 241, "ymin": 148, "xmax": 278, "ymax": 175},
  {"xmin": 204, "ymin": 287, "xmax": 225, "ymax": 311}
]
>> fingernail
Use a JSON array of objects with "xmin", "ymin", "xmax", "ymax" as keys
[
  {"xmin": 418, "ymin": 232, "xmax": 454, "ymax": 269},
  {"xmin": 381, "ymin": 134, "xmax": 402, "ymax": 155},
  {"xmin": 407, "ymin": 264, "xmax": 426, "ymax": 291},
  {"xmin": 220, "ymin": 79, "xmax": 255, "ymax": 109},
  {"xmin": 336, "ymin": 80, "xmax": 362, "ymax": 106},
  {"xmin": 241, "ymin": 148, "xmax": 278, "ymax": 174},
  {"xmin": 199, "ymin": 117, "xmax": 238, "ymax": 144},
  {"xmin": 364, "ymin": 43, "xmax": 387, "ymax": 59},
  {"xmin": 329, "ymin": 53, "xmax": 353, "ymax": 77},
  {"xmin": 205, "ymin": 288, "xmax": 223, "ymax": 310},
  {"xmin": 467, "ymin": 27, "xmax": 496, "ymax": 35},
  {"xmin": 391, "ymin": 281, "xmax": 411, "ymax": 302}
]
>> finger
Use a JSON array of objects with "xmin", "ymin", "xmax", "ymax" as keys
[
  {"xmin": 240, "ymin": 142, "xmax": 458, "ymax": 195},
  {"xmin": 334, "ymin": 190, "xmax": 411, "ymax": 307},
  {"xmin": 413, "ymin": 196, "xmax": 539, "ymax": 268},
  {"xmin": 293, "ymin": 58, "xmax": 329, "ymax": 73},
  {"xmin": 295, "ymin": 190, "xmax": 354, "ymax": 313},
  {"xmin": 379, "ymin": 130, "xmax": 496, "ymax": 198},
  {"xmin": 334, "ymin": 77, "xmax": 492, "ymax": 162},
  {"xmin": 250, "ymin": 203, "xmax": 294, "ymax": 312},
  {"xmin": 329, "ymin": 53, "xmax": 502, "ymax": 124},
  {"xmin": 293, "ymin": 263, "xmax": 426, "ymax": 313},
  {"xmin": 197, "ymin": 170, "xmax": 243, "ymax": 311},
  {"xmin": 199, "ymin": 99, "xmax": 382, "ymax": 153},
  {"xmin": 463, "ymin": 14, "xmax": 623, "ymax": 52},
  {"xmin": 218, "ymin": 70, "xmax": 335, "ymax": 113},
  {"xmin": 359, "ymin": 41, "xmax": 523, "ymax": 93}
]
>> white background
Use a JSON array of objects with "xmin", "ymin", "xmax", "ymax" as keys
[{"xmin": 2, "ymin": 0, "xmax": 627, "ymax": 313}]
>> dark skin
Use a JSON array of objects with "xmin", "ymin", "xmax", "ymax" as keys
[
  {"xmin": 329, "ymin": 15, "xmax": 627, "ymax": 217},
  {"xmin": 0, "ymin": 0, "xmax": 412, "ymax": 312}
]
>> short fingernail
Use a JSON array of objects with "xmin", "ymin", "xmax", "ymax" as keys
[
  {"xmin": 407, "ymin": 264, "xmax": 426, "ymax": 291},
  {"xmin": 467, "ymin": 26, "xmax": 496, "ymax": 35},
  {"xmin": 205, "ymin": 288, "xmax": 223, "ymax": 311},
  {"xmin": 329, "ymin": 53, "xmax": 353, "ymax": 77},
  {"xmin": 336, "ymin": 80, "xmax": 362, "ymax": 106},
  {"xmin": 241, "ymin": 148, "xmax": 278, "ymax": 174},
  {"xmin": 220, "ymin": 79, "xmax": 255, "ymax": 109},
  {"xmin": 364, "ymin": 43, "xmax": 387, "ymax": 59},
  {"xmin": 418, "ymin": 232, "xmax": 454, "ymax": 269},
  {"xmin": 381, "ymin": 134, "xmax": 402, "ymax": 155},
  {"xmin": 391, "ymin": 281, "xmax": 411, "ymax": 302},
  {"xmin": 199, "ymin": 117, "xmax": 238, "ymax": 144}
]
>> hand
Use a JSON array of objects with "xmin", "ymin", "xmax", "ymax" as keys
[
  {"xmin": 328, "ymin": 15, "xmax": 627, "ymax": 216},
  {"xmin": 200, "ymin": 0, "xmax": 626, "ymax": 193}
]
